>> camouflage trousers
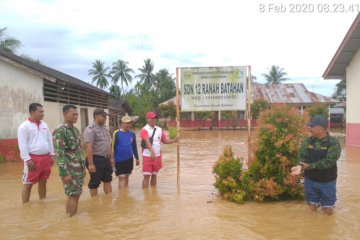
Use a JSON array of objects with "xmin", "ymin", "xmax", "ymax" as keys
[{"xmin": 63, "ymin": 172, "xmax": 85, "ymax": 196}]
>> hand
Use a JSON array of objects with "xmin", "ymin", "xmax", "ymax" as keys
[
  {"xmin": 291, "ymin": 165, "xmax": 302, "ymax": 176},
  {"xmin": 88, "ymin": 164, "xmax": 96, "ymax": 173},
  {"xmin": 110, "ymin": 158, "xmax": 115, "ymax": 167},
  {"xmin": 135, "ymin": 159, "xmax": 140, "ymax": 166},
  {"xmin": 150, "ymin": 152, "xmax": 156, "ymax": 161},
  {"xmin": 62, "ymin": 175, "xmax": 72, "ymax": 185},
  {"xmin": 50, "ymin": 156, "xmax": 55, "ymax": 166},
  {"xmin": 26, "ymin": 160, "xmax": 36, "ymax": 171}
]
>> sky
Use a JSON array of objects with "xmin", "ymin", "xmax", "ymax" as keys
[{"xmin": 1, "ymin": 0, "xmax": 358, "ymax": 97}]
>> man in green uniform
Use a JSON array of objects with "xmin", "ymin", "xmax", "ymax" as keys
[
  {"xmin": 291, "ymin": 115, "xmax": 341, "ymax": 215},
  {"xmin": 54, "ymin": 105, "xmax": 85, "ymax": 217}
]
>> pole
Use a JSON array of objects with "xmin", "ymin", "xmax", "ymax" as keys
[
  {"xmin": 247, "ymin": 66, "xmax": 252, "ymax": 163},
  {"xmin": 176, "ymin": 67, "xmax": 181, "ymax": 188}
]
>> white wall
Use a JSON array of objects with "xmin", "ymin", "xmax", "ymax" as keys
[
  {"xmin": 43, "ymin": 103, "xmax": 110, "ymax": 134},
  {"xmin": 0, "ymin": 60, "xmax": 43, "ymax": 138},
  {"xmin": 346, "ymin": 49, "xmax": 360, "ymax": 123}
]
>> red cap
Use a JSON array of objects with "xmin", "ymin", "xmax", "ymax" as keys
[{"xmin": 146, "ymin": 112, "xmax": 157, "ymax": 119}]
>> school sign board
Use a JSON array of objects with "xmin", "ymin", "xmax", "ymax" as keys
[{"xmin": 180, "ymin": 66, "xmax": 247, "ymax": 112}]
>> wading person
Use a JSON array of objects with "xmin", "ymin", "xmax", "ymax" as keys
[
  {"xmin": 53, "ymin": 105, "xmax": 85, "ymax": 217},
  {"xmin": 18, "ymin": 103, "xmax": 54, "ymax": 204},
  {"xmin": 112, "ymin": 115, "xmax": 139, "ymax": 189},
  {"xmin": 84, "ymin": 108, "xmax": 114, "ymax": 197},
  {"xmin": 141, "ymin": 112, "xmax": 177, "ymax": 188},
  {"xmin": 291, "ymin": 115, "xmax": 341, "ymax": 215}
]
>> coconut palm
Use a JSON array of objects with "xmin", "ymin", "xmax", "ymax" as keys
[
  {"xmin": 109, "ymin": 84, "xmax": 121, "ymax": 97},
  {"xmin": 88, "ymin": 60, "xmax": 110, "ymax": 89},
  {"xmin": 154, "ymin": 69, "xmax": 176, "ymax": 103},
  {"xmin": 0, "ymin": 27, "xmax": 22, "ymax": 53},
  {"xmin": 262, "ymin": 65, "xmax": 289, "ymax": 84},
  {"xmin": 110, "ymin": 60, "xmax": 134, "ymax": 88},
  {"xmin": 136, "ymin": 58, "xmax": 156, "ymax": 89}
]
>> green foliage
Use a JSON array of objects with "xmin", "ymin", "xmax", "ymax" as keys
[
  {"xmin": 88, "ymin": 60, "xmax": 110, "ymax": 89},
  {"xmin": 251, "ymin": 98, "xmax": 270, "ymax": 119},
  {"xmin": 124, "ymin": 91, "xmax": 154, "ymax": 127},
  {"xmin": 307, "ymin": 103, "xmax": 329, "ymax": 119},
  {"xmin": 213, "ymin": 146, "xmax": 245, "ymax": 203},
  {"xmin": 160, "ymin": 102, "xmax": 176, "ymax": 119},
  {"xmin": 332, "ymin": 79, "xmax": 346, "ymax": 101},
  {"xmin": 0, "ymin": 154, "xmax": 5, "ymax": 163},
  {"xmin": 262, "ymin": 65, "xmax": 289, "ymax": 84},
  {"xmin": 213, "ymin": 105, "xmax": 306, "ymax": 203},
  {"xmin": 195, "ymin": 111, "xmax": 213, "ymax": 120},
  {"xmin": 169, "ymin": 127, "xmax": 177, "ymax": 139},
  {"xmin": 0, "ymin": 27, "xmax": 22, "ymax": 53}
]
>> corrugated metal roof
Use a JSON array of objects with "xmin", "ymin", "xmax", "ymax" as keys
[
  {"xmin": 251, "ymin": 83, "xmax": 338, "ymax": 105},
  {"xmin": 161, "ymin": 83, "xmax": 338, "ymax": 106}
]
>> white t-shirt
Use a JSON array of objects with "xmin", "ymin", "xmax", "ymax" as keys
[{"xmin": 17, "ymin": 119, "xmax": 54, "ymax": 161}]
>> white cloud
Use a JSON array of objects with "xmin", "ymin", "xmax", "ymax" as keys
[{"xmin": 1, "ymin": 0, "xmax": 357, "ymax": 96}]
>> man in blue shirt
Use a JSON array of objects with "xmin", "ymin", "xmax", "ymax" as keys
[{"xmin": 112, "ymin": 115, "xmax": 139, "ymax": 189}]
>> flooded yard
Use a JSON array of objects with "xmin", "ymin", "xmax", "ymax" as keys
[{"xmin": 0, "ymin": 130, "xmax": 359, "ymax": 239}]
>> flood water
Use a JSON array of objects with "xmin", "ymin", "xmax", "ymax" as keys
[{"xmin": 0, "ymin": 130, "xmax": 360, "ymax": 239}]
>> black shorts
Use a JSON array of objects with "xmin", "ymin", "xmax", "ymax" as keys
[
  {"xmin": 86, "ymin": 155, "xmax": 113, "ymax": 189},
  {"xmin": 115, "ymin": 158, "xmax": 134, "ymax": 176}
]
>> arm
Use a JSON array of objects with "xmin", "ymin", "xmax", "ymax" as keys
[
  {"xmin": 53, "ymin": 129, "xmax": 70, "ymax": 178},
  {"xmin": 291, "ymin": 139, "xmax": 308, "ymax": 175},
  {"xmin": 17, "ymin": 124, "xmax": 31, "ymax": 162},
  {"xmin": 47, "ymin": 124, "xmax": 55, "ymax": 157},
  {"xmin": 132, "ymin": 132, "xmax": 139, "ymax": 165},
  {"xmin": 307, "ymin": 139, "xmax": 341, "ymax": 170},
  {"xmin": 84, "ymin": 128, "xmax": 96, "ymax": 173},
  {"xmin": 161, "ymin": 131, "xmax": 177, "ymax": 144},
  {"xmin": 141, "ymin": 129, "xmax": 156, "ymax": 160}
]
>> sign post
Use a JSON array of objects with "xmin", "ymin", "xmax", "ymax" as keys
[{"xmin": 176, "ymin": 66, "xmax": 250, "ymax": 188}]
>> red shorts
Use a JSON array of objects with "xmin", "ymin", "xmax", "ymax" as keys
[
  {"xmin": 142, "ymin": 156, "xmax": 162, "ymax": 176},
  {"xmin": 22, "ymin": 154, "xmax": 51, "ymax": 184}
]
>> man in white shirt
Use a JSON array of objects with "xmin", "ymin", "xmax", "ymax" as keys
[
  {"xmin": 18, "ymin": 103, "xmax": 54, "ymax": 203},
  {"xmin": 140, "ymin": 112, "xmax": 177, "ymax": 188}
]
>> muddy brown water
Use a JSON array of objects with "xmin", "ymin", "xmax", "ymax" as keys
[{"xmin": 0, "ymin": 130, "xmax": 359, "ymax": 239}]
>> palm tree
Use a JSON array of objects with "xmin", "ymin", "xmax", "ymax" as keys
[
  {"xmin": 262, "ymin": 65, "xmax": 289, "ymax": 84},
  {"xmin": 110, "ymin": 60, "xmax": 134, "ymax": 88},
  {"xmin": 136, "ymin": 58, "xmax": 155, "ymax": 89},
  {"xmin": 109, "ymin": 84, "xmax": 121, "ymax": 97},
  {"xmin": 0, "ymin": 27, "xmax": 22, "ymax": 53},
  {"xmin": 154, "ymin": 69, "xmax": 175, "ymax": 102},
  {"xmin": 88, "ymin": 60, "xmax": 110, "ymax": 89}
]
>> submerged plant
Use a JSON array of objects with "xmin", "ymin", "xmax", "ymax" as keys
[{"xmin": 213, "ymin": 105, "xmax": 307, "ymax": 203}]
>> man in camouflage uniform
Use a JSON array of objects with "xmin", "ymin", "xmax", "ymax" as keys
[
  {"xmin": 54, "ymin": 105, "xmax": 85, "ymax": 217},
  {"xmin": 292, "ymin": 115, "xmax": 341, "ymax": 215}
]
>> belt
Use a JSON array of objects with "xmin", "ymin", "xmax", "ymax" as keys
[{"xmin": 94, "ymin": 155, "xmax": 109, "ymax": 159}]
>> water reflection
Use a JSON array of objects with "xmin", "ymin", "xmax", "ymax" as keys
[{"xmin": 0, "ymin": 130, "xmax": 359, "ymax": 239}]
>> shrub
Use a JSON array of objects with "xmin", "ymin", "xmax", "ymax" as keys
[
  {"xmin": 307, "ymin": 103, "xmax": 329, "ymax": 119},
  {"xmin": 213, "ymin": 105, "xmax": 306, "ymax": 203}
]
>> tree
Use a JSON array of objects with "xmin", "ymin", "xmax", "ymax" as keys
[
  {"xmin": 110, "ymin": 60, "xmax": 134, "ymax": 89},
  {"xmin": 88, "ymin": 60, "xmax": 110, "ymax": 89},
  {"xmin": 0, "ymin": 27, "xmax": 22, "ymax": 53},
  {"xmin": 109, "ymin": 85, "xmax": 121, "ymax": 97},
  {"xmin": 332, "ymin": 79, "xmax": 346, "ymax": 101},
  {"xmin": 154, "ymin": 69, "xmax": 176, "ymax": 103},
  {"xmin": 251, "ymin": 98, "xmax": 270, "ymax": 119},
  {"xmin": 136, "ymin": 58, "xmax": 156, "ymax": 90},
  {"xmin": 262, "ymin": 65, "xmax": 289, "ymax": 84}
]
